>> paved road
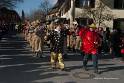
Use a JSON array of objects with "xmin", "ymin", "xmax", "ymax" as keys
[{"xmin": 0, "ymin": 34, "xmax": 124, "ymax": 83}]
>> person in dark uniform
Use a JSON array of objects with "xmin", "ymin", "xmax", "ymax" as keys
[
  {"xmin": 46, "ymin": 19, "xmax": 66, "ymax": 70},
  {"xmin": 110, "ymin": 28, "xmax": 121, "ymax": 58},
  {"xmin": 120, "ymin": 33, "xmax": 124, "ymax": 61}
]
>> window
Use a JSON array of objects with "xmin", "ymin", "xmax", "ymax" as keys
[
  {"xmin": 114, "ymin": 0, "xmax": 124, "ymax": 9},
  {"xmin": 76, "ymin": 18, "xmax": 88, "ymax": 26},
  {"xmin": 75, "ymin": 0, "xmax": 80, "ymax": 8},
  {"xmin": 75, "ymin": 0, "xmax": 95, "ymax": 8},
  {"xmin": 76, "ymin": 18, "xmax": 93, "ymax": 26},
  {"xmin": 90, "ymin": 0, "xmax": 95, "ymax": 8},
  {"xmin": 113, "ymin": 19, "xmax": 124, "ymax": 31}
]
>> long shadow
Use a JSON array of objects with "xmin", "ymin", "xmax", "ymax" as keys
[
  {"xmin": 39, "ymin": 82, "xmax": 54, "ymax": 83},
  {"xmin": 0, "ymin": 34, "xmax": 69, "ymax": 83},
  {"xmin": 0, "ymin": 62, "xmax": 68, "ymax": 83},
  {"xmin": 99, "ymin": 66, "xmax": 124, "ymax": 74},
  {"xmin": 65, "ymin": 82, "xmax": 77, "ymax": 83},
  {"xmin": 0, "ymin": 34, "xmax": 29, "ymax": 55},
  {"xmin": 64, "ymin": 55, "xmax": 83, "ymax": 61},
  {"xmin": 66, "ymin": 63, "xmax": 115, "ymax": 72},
  {"xmin": 0, "ymin": 33, "xmax": 51, "ymax": 66},
  {"xmin": 1, "ymin": 55, "xmax": 49, "ymax": 65},
  {"xmin": 63, "ymin": 52, "xmax": 117, "ymax": 62}
]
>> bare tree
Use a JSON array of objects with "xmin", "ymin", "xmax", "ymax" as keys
[
  {"xmin": 81, "ymin": 0, "xmax": 115, "ymax": 27},
  {"xmin": 0, "ymin": 0, "xmax": 23, "ymax": 8},
  {"xmin": 40, "ymin": 0, "xmax": 52, "ymax": 18},
  {"xmin": 26, "ymin": 9, "xmax": 45, "ymax": 22},
  {"xmin": 26, "ymin": 0, "xmax": 52, "ymax": 22},
  {"xmin": 21, "ymin": 10, "xmax": 25, "ymax": 22},
  {"xmin": 27, "ymin": 0, "xmax": 53, "ymax": 22}
]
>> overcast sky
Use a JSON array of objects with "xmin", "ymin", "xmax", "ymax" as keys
[{"xmin": 15, "ymin": 0, "xmax": 57, "ymax": 16}]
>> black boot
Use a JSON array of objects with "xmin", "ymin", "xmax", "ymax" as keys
[
  {"xmin": 83, "ymin": 61, "xmax": 88, "ymax": 71},
  {"xmin": 33, "ymin": 52, "xmax": 38, "ymax": 57},
  {"xmin": 94, "ymin": 68, "xmax": 99, "ymax": 74},
  {"xmin": 83, "ymin": 66, "xmax": 88, "ymax": 71},
  {"xmin": 51, "ymin": 63, "xmax": 57, "ymax": 70},
  {"xmin": 35, "ymin": 52, "xmax": 40, "ymax": 57},
  {"xmin": 67, "ymin": 46, "xmax": 71, "ymax": 51},
  {"xmin": 63, "ymin": 54, "xmax": 69, "ymax": 59},
  {"xmin": 73, "ymin": 48, "xmax": 76, "ymax": 53},
  {"xmin": 39, "ymin": 52, "xmax": 45, "ymax": 58}
]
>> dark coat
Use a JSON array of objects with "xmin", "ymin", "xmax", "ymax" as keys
[{"xmin": 48, "ymin": 29, "xmax": 66, "ymax": 53}]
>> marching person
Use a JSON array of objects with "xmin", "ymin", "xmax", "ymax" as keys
[
  {"xmin": 79, "ymin": 24, "xmax": 101, "ymax": 74},
  {"xmin": 27, "ymin": 22, "xmax": 35, "ymax": 47},
  {"xmin": 103, "ymin": 27, "xmax": 111, "ymax": 53},
  {"xmin": 45, "ymin": 19, "xmax": 66, "ymax": 70},
  {"xmin": 70, "ymin": 22, "xmax": 77, "ymax": 52},
  {"xmin": 62, "ymin": 23, "xmax": 69, "ymax": 59},
  {"xmin": 33, "ymin": 20, "xmax": 46, "ymax": 57},
  {"xmin": 120, "ymin": 33, "xmax": 124, "ymax": 61},
  {"xmin": 75, "ymin": 25, "xmax": 83, "ymax": 53},
  {"xmin": 23, "ymin": 20, "xmax": 30, "ymax": 41},
  {"xmin": 110, "ymin": 28, "xmax": 122, "ymax": 58}
]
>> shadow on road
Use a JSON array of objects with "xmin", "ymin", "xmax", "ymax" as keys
[
  {"xmin": 65, "ymin": 63, "xmax": 115, "ymax": 72},
  {"xmin": 0, "ymin": 34, "xmax": 69, "ymax": 83},
  {"xmin": 99, "ymin": 66, "xmax": 124, "ymax": 74},
  {"xmin": 1, "ymin": 34, "xmax": 123, "ymax": 83}
]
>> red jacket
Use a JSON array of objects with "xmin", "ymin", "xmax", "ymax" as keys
[{"xmin": 79, "ymin": 28, "xmax": 100, "ymax": 55}]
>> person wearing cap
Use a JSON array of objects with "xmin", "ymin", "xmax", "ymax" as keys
[
  {"xmin": 32, "ymin": 21, "xmax": 46, "ymax": 57},
  {"xmin": 46, "ymin": 19, "xmax": 66, "ymax": 70},
  {"xmin": 79, "ymin": 24, "xmax": 101, "ymax": 74}
]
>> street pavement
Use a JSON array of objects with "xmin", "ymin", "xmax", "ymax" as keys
[{"xmin": 0, "ymin": 34, "xmax": 124, "ymax": 83}]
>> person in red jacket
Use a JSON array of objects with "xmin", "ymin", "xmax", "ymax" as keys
[{"xmin": 79, "ymin": 26, "xmax": 101, "ymax": 74}]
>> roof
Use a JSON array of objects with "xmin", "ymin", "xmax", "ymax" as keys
[
  {"xmin": 59, "ymin": 0, "xmax": 70, "ymax": 10},
  {"xmin": 48, "ymin": 0, "xmax": 65, "ymax": 14}
]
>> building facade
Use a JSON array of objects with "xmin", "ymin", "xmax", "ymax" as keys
[{"xmin": 48, "ymin": 0, "xmax": 124, "ymax": 30}]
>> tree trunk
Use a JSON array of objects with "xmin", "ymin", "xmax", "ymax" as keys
[{"xmin": 70, "ymin": 0, "xmax": 75, "ymax": 28}]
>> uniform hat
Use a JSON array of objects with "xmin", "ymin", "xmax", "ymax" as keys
[{"xmin": 89, "ymin": 23, "xmax": 96, "ymax": 29}]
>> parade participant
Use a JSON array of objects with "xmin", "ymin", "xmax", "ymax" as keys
[
  {"xmin": 23, "ymin": 20, "xmax": 30, "ymax": 41},
  {"xmin": 27, "ymin": 22, "xmax": 35, "ymax": 47},
  {"xmin": 120, "ymin": 33, "xmax": 124, "ymax": 61},
  {"xmin": 69, "ymin": 21, "xmax": 77, "ymax": 52},
  {"xmin": 46, "ymin": 19, "xmax": 65, "ymax": 70},
  {"xmin": 67, "ymin": 24, "xmax": 71, "ymax": 51},
  {"xmin": 75, "ymin": 25, "xmax": 83, "ymax": 53},
  {"xmin": 79, "ymin": 23, "xmax": 101, "ymax": 74},
  {"xmin": 62, "ymin": 22, "xmax": 69, "ymax": 59},
  {"xmin": 31, "ymin": 21, "xmax": 38, "ymax": 54},
  {"xmin": 110, "ymin": 28, "xmax": 121, "ymax": 58},
  {"xmin": 33, "ymin": 20, "xmax": 46, "ymax": 58},
  {"xmin": 103, "ymin": 27, "xmax": 110, "ymax": 53},
  {"xmin": 97, "ymin": 27, "xmax": 104, "ymax": 55},
  {"xmin": 46, "ymin": 22, "xmax": 56, "ymax": 48}
]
